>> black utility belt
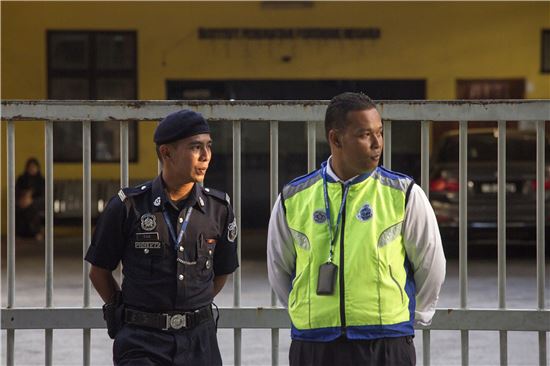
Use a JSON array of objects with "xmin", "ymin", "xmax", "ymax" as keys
[{"xmin": 124, "ymin": 305, "xmax": 212, "ymax": 331}]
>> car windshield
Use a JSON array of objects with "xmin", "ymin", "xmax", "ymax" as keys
[{"xmin": 437, "ymin": 133, "xmax": 547, "ymax": 163}]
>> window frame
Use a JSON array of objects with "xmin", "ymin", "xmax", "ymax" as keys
[{"xmin": 47, "ymin": 30, "xmax": 139, "ymax": 163}]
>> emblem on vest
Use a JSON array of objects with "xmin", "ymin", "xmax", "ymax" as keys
[
  {"xmin": 227, "ymin": 218, "xmax": 238, "ymax": 242},
  {"xmin": 153, "ymin": 197, "xmax": 161, "ymax": 207},
  {"xmin": 140, "ymin": 213, "xmax": 157, "ymax": 231},
  {"xmin": 356, "ymin": 203, "xmax": 373, "ymax": 222},
  {"xmin": 313, "ymin": 210, "xmax": 327, "ymax": 224}
]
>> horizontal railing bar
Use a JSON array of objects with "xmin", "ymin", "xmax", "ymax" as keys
[
  {"xmin": 2, "ymin": 308, "xmax": 549, "ymax": 331},
  {"xmin": 2, "ymin": 100, "xmax": 549, "ymax": 121}
]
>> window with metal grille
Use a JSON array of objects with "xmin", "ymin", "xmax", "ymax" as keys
[{"xmin": 47, "ymin": 31, "xmax": 138, "ymax": 162}]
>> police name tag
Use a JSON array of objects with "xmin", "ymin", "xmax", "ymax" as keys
[
  {"xmin": 136, "ymin": 232, "xmax": 159, "ymax": 241},
  {"xmin": 134, "ymin": 242, "xmax": 161, "ymax": 249}
]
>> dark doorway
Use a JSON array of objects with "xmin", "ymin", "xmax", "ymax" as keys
[
  {"xmin": 167, "ymin": 79, "xmax": 426, "ymax": 257},
  {"xmin": 167, "ymin": 79, "xmax": 425, "ymax": 101}
]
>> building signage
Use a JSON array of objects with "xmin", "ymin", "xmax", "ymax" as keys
[{"xmin": 198, "ymin": 28, "xmax": 381, "ymax": 40}]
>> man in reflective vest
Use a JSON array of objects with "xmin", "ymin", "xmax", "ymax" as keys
[{"xmin": 267, "ymin": 92, "xmax": 446, "ymax": 365}]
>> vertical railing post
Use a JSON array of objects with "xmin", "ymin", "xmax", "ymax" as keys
[
  {"xmin": 120, "ymin": 120, "xmax": 129, "ymax": 188},
  {"xmin": 44, "ymin": 121, "xmax": 54, "ymax": 366},
  {"xmin": 459, "ymin": 120, "xmax": 469, "ymax": 366},
  {"xmin": 497, "ymin": 120, "xmax": 507, "ymax": 366},
  {"xmin": 118, "ymin": 120, "xmax": 130, "ymax": 284},
  {"xmin": 233, "ymin": 120, "xmax": 242, "ymax": 366},
  {"xmin": 383, "ymin": 120, "xmax": 392, "ymax": 169},
  {"xmin": 420, "ymin": 120, "xmax": 431, "ymax": 366},
  {"xmin": 82, "ymin": 120, "xmax": 92, "ymax": 366},
  {"xmin": 6, "ymin": 120, "xmax": 16, "ymax": 366},
  {"xmin": 536, "ymin": 120, "xmax": 547, "ymax": 366},
  {"xmin": 307, "ymin": 121, "xmax": 316, "ymax": 172},
  {"xmin": 270, "ymin": 121, "xmax": 280, "ymax": 366}
]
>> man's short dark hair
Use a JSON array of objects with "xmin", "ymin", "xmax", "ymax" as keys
[
  {"xmin": 155, "ymin": 145, "xmax": 162, "ymax": 161},
  {"xmin": 156, "ymin": 140, "xmax": 183, "ymax": 163},
  {"xmin": 324, "ymin": 92, "xmax": 377, "ymax": 139}
]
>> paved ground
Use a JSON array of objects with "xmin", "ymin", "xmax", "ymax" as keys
[{"xmin": 1, "ymin": 240, "xmax": 549, "ymax": 365}]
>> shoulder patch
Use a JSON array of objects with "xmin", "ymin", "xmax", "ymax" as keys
[
  {"xmin": 203, "ymin": 187, "xmax": 230, "ymax": 204},
  {"xmin": 118, "ymin": 189, "xmax": 127, "ymax": 202}
]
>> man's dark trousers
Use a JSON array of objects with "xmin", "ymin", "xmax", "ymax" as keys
[
  {"xmin": 290, "ymin": 335, "xmax": 416, "ymax": 366},
  {"xmin": 113, "ymin": 318, "xmax": 221, "ymax": 366}
]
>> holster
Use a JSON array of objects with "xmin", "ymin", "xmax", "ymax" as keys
[{"xmin": 102, "ymin": 290, "xmax": 124, "ymax": 339}]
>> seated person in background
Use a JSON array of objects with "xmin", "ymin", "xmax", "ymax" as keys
[
  {"xmin": 16, "ymin": 157, "xmax": 45, "ymax": 217},
  {"xmin": 15, "ymin": 186, "xmax": 43, "ymax": 241}
]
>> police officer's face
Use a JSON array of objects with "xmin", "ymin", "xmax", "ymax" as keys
[
  {"xmin": 330, "ymin": 108, "xmax": 383, "ymax": 177},
  {"xmin": 165, "ymin": 133, "xmax": 212, "ymax": 183}
]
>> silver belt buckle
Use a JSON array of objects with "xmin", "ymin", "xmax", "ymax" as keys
[{"xmin": 165, "ymin": 314, "xmax": 186, "ymax": 330}]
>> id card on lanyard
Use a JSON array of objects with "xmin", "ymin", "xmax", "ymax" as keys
[{"xmin": 317, "ymin": 166, "xmax": 350, "ymax": 295}]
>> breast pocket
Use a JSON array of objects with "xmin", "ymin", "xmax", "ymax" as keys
[
  {"xmin": 197, "ymin": 234, "xmax": 217, "ymax": 279},
  {"xmin": 124, "ymin": 234, "xmax": 166, "ymax": 279}
]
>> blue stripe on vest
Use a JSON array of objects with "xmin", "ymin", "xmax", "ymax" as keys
[
  {"xmin": 291, "ymin": 325, "xmax": 342, "ymax": 341},
  {"xmin": 288, "ymin": 169, "xmax": 321, "ymax": 186},
  {"xmin": 291, "ymin": 321, "xmax": 415, "ymax": 341},
  {"xmin": 346, "ymin": 321, "xmax": 415, "ymax": 340},
  {"xmin": 404, "ymin": 257, "xmax": 417, "ymax": 321},
  {"xmin": 378, "ymin": 166, "xmax": 413, "ymax": 181}
]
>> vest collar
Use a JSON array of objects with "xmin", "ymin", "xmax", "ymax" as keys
[{"xmin": 322, "ymin": 157, "xmax": 376, "ymax": 185}]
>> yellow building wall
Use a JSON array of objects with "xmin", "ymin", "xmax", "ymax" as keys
[{"xmin": 1, "ymin": 1, "xmax": 549, "ymax": 182}]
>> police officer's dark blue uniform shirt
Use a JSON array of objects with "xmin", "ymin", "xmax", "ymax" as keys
[
  {"xmin": 86, "ymin": 109, "xmax": 239, "ymax": 365},
  {"xmin": 85, "ymin": 176, "xmax": 238, "ymax": 311}
]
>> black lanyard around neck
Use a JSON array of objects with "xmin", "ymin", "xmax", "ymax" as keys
[{"xmin": 321, "ymin": 166, "xmax": 350, "ymax": 263}]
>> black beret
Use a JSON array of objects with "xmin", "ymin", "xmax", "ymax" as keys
[{"xmin": 154, "ymin": 109, "xmax": 210, "ymax": 145}]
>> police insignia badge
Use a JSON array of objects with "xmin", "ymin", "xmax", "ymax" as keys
[
  {"xmin": 227, "ymin": 218, "xmax": 238, "ymax": 242},
  {"xmin": 313, "ymin": 210, "xmax": 327, "ymax": 224},
  {"xmin": 356, "ymin": 203, "xmax": 373, "ymax": 222},
  {"xmin": 141, "ymin": 213, "xmax": 157, "ymax": 231},
  {"xmin": 153, "ymin": 197, "xmax": 161, "ymax": 207}
]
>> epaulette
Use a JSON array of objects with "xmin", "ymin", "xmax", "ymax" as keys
[
  {"xmin": 203, "ymin": 187, "xmax": 231, "ymax": 205},
  {"xmin": 118, "ymin": 181, "xmax": 152, "ymax": 202}
]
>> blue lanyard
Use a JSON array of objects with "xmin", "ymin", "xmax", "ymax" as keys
[
  {"xmin": 321, "ymin": 166, "xmax": 350, "ymax": 263},
  {"xmin": 163, "ymin": 207, "xmax": 193, "ymax": 251}
]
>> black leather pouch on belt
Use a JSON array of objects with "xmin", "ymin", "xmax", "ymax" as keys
[{"xmin": 102, "ymin": 290, "xmax": 124, "ymax": 339}]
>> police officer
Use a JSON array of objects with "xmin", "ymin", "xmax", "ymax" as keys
[
  {"xmin": 86, "ymin": 110, "xmax": 239, "ymax": 365},
  {"xmin": 267, "ymin": 93, "xmax": 446, "ymax": 365}
]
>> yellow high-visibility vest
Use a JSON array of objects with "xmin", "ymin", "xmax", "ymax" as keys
[{"xmin": 282, "ymin": 164, "xmax": 416, "ymax": 341}]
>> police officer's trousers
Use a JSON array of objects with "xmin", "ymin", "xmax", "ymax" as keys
[
  {"xmin": 113, "ymin": 318, "xmax": 221, "ymax": 366},
  {"xmin": 289, "ymin": 335, "xmax": 416, "ymax": 366}
]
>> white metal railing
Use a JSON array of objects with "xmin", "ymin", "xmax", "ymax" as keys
[{"xmin": 1, "ymin": 100, "xmax": 549, "ymax": 366}]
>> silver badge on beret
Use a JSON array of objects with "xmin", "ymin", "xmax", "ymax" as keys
[
  {"xmin": 141, "ymin": 213, "xmax": 157, "ymax": 231},
  {"xmin": 227, "ymin": 218, "xmax": 238, "ymax": 243},
  {"xmin": 153, "ymin": 197, "xmax": 161, "ymax": 207},
  {"xmin": 356, "ymin": 203, "xmax": 373, "ymax": 222},
  {"xmin": 313, "ymin": 210, "xmax": 327, "ymax": 224}
]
